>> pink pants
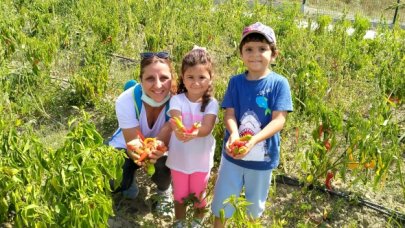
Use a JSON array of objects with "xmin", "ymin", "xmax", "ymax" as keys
[{"xmin": 171, "ymin": 169, "xmax": 210, "ymax": 208}]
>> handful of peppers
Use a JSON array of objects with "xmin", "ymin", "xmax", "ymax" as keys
[
  {"xmin": 126, "ymin": 134, "xmax": 167, "ymax": 176},
  {"xmin": 229, "ymin": 134, "xmax": 252, "ymax": 156},
  {"xmin": 170, "ymin": 116, "xmax": 201, "ymax": 134}
]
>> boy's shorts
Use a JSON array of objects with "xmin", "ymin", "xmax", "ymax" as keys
[{"xmin": 211, "ymin": 156, "xmax": 273, "ymax": 219}]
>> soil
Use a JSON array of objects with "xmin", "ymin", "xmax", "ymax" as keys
[
  {"xmin": 108, "ymin": 168, "xmax": 405, "ymax": 227},
  {"xmin": 108, "ymin": 105, "xmax": 405, "ymax": 227}
]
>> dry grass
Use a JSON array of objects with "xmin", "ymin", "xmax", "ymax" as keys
[{"xmin": 278, "ymin": 0, "xmax": 404, "ymax": 24}]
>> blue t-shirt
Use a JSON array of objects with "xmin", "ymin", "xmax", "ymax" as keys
[{"xmin": 222, "ymin": 71, "xmax": 293, "ymax": 170}]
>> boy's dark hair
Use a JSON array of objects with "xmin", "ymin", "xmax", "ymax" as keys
[
  {"xmin": 239, "ymin": 33, "xmax": 278, "ymax": 57},
  {"xmin": 178, "ymin": 48, "xmax": 214, "ymax": 112}
]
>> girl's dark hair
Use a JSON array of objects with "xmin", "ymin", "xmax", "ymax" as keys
[
  {"xmin": 239, "ymin": 33, "xmax": 278, "ymax": 57},
  {"xmin": 178, "ymin": 48, "xmax": 214, "ymax": 112},
  {"xmin": 140, "ymin": 56, "xmax": 177, "ymax": 94}
]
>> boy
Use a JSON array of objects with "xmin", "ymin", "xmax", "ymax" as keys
[{"xmin": 211, "ymin": 22, "xmax": 293, "ymax": 227}]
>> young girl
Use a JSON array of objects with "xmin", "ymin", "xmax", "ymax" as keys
[{"xmin": 166, "ymin": 47, "xmax": 218, "ymax": 227}]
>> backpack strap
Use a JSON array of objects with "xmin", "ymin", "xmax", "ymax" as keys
[
  {"xmin": 164, "ymin": 102, "xmax": 170, "ymax": 121},
  {"xmin": 133, "ymin": 83, "xmax": 170, "ymax": 121},
  {"xmin": 133, "ymin": 83, "xmax": 143, "ymax": 119}
]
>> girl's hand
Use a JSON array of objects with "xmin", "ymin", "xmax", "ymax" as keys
[
  {"xmin": 182, "ymin": 129, "xmax": 198, "ymax": 142},
  {"xmin": 169, "ymin": 116, "xmax": 187, "ymax": 141}
]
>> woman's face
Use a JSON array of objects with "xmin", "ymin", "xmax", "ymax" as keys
[{"xmin": 141, "ymin": 62, "xmax": 172, "ymax": 103}]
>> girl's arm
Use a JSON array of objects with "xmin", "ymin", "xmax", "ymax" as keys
[{"xmin": 196, "ymin": 113, "xmax": 216, "ymax": 137}]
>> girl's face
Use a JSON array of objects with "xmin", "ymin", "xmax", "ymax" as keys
[
  {"xmin": 240, "ymin": 41, "xmax": 273, "ymax": 78},
  {"xmin": 141, "ymin": 62, "xmax": 172, "ymax": 102},
  {"xmin": 182, "ymin": 64, "xmax": 211, "ymax": 102}
]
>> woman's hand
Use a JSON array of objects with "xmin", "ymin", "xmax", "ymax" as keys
[
  {"xmin": 147, "ymin": 140, "xmax": 167, "ymax": 164},
  {"xmin": 126, "ymin": 138, "xmax": 143, "ymax": 162}
]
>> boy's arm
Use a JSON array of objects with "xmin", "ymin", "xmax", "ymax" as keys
[
  {"xmin": 250, "ymin": 110, "xmax": 288, "ymax": 145},
  {"xmin": 224, "ymin": 108, "xmax": 240, "ymax": 152}
]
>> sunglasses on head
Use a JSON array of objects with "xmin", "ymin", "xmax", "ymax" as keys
[{"xmin": 140, "ymin": 52, "xmax": 170, "ymax": 59}]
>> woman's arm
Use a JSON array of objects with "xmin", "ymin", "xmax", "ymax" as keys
[{"xmin": 122, "ymin": 127, "xmax": 142, "ymax": 162}]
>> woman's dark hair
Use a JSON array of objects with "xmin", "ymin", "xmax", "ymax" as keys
[
  {"xmin": 178, "ymin": 48, "xmax": 214, "ymax": 112},
  {"xmin": 139, "ymin": 56, "xmax": 177, "ymax": 94},
  {"xmin": 239, "ymin": 33, "xmax": 278, "ymax": 57}
]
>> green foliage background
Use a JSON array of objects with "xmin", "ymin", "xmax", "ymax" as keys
[{"xmin": 0, "ymin": 0, "xmax": 404, "ymax": 226}]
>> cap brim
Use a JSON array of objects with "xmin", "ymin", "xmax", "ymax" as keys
[{"xmin": 240, "ymin": 30, "xmax": 274, "ymax": 45}]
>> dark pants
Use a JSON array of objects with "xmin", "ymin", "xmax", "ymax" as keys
[{"xmin": 119, "ymin": 151, "xmax": 172, "ymax": 192}]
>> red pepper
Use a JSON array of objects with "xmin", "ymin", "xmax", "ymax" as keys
[
  {"xmin": 325, "ymin": 170, "xmax": 334, "ymax": 190},
  {"xmin": 136, "ymin": 129, "xmax": 145, "ymax": 141},
  {"xmin": 137, "ymin": 151, "xmax": 149, "ymax": 162},
  {"xmin": 319, "ymin": 124, "xmax": 324, "ymax": 140},
  {"xmin": 156, "ymin": 144, "xmax": 167, "ymax": 152},
  {"xmin": 324, "ymin": 140, "xmax": 331, "ymax": 151},
  {"xmin": 233, "ymin": 140, "xmax": 247, "ymax": 147},
  {"xmin": 185, "ymin": 122, "xmax": 201, "ymax": 133}
]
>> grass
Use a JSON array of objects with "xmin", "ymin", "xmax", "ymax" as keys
[{"xmin": 1, "ymin": 0, "xmax": 404, "ymax": 226}]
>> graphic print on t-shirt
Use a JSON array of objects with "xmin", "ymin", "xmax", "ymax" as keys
[
  {"xmin": 256, "ymin": 96, "xmax": 271, "ymax": 116},
  {"xmin": 238, "ymin": 111, "xmax": 269, "ymax": 161}
]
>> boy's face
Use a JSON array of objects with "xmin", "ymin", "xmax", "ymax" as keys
[{"xmin": 240, "ymin": 41, "xmax": 273, "ymax": 77}]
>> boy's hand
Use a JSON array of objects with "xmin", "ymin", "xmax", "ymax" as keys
[
  {"xmin": 226, "ymin": 134, "xmax": 255, "ymax": 159},
  {"xmin": 225, "ymin": 133, "xmax": 241, "ymax": 155},
  {"xmin": 232, "ymin": 140, "xmax": 254, "ymax": 159}
]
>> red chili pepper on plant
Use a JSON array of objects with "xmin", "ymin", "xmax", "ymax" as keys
[
  {"xmin": 324, "ymin": 140, "xmax": 331, "ymax": 151},
  {"xmin": 319, "ymin": 124, "xmax": 323, "ymax": 140},
  {"xmin": 325, "ymin": 170, "xmax": 334, "ymax": 190}
]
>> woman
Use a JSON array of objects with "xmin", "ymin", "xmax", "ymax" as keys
[{"xmin": 109, "ymin": 51, "xmax": 175, "ymax": 215}]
